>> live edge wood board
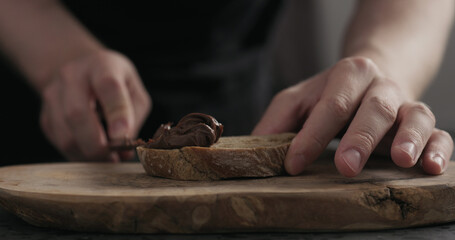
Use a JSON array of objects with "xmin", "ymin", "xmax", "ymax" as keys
[{"xmin": 0, "ymin": 150, "xmax": 454, "ymax": 233}]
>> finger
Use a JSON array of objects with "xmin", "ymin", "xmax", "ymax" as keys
[
  {"xmin": 390, "ymin": 102, "xmax": 435, "ymax": 168},
  {"xmin": 40, "ymin": 79, "xmax": 85, "ymax": 161},
  {"xmin": 61, "ymin": 68, "xmax": 113, "ymax": 162},
  {"xmin": 112, "ymin": 65, "xmax": 147, "ymax": 162},
  {"xmin": 335, "ymin": 79, "xmax": 402, "ymax": 177},
  {"xmin": 285, "ymin": 57, "xmax": 376, "ymax": 175},
  {"xmin": 252, "ymin": 87, "xmax": 309, "ymax": 135},
  {"xmin": 126, "ymin": 68, "xmax": 152, "ymax": 137},
  {"xmin": 252, "ymin": 71, "xmax": 328, "ymax": 135},
  {"xmin": 118, "ymin": 150, "xmax": 136, "ymax": 162},
  {"xmin": 91, "ymin": 63, "xmax": 135, "ymax": 141},
  {"xmin": 372, "ymin": 124, "xmax": 398, "ymax": 157},
  {"xmin": 420, "ymin": 129, "xmax": 453, "ymax": 175}
]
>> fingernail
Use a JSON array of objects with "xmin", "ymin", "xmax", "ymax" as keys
[
  {"xmin": 432, "ymin": 154, "xmax": 444, "ymax": 170},
  {"xmin": 397, "ymin": 142, "xmax": 417, "ymax": 162},
  {"xmin": 342, "ymin": 149, "xmax": 362, "ymax": 173},
  {"xmin": 110, "ymin": 119, "xmax": 128, "ymax": 139},
  {"xmin": 288, "ymin": 154, "xmax": 306, "ymax": 175}
]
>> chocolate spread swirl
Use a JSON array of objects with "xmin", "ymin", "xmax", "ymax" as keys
[{"xmin": 145, "ymin": 113, "xmax": 223, "ymax": 149}]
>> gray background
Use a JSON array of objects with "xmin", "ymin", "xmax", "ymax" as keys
[{"xmin": 309, "ymin": 0, "xmax": 454, "ymax": 131}]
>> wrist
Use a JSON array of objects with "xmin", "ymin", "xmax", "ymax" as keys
[
  {"xmin": 342, "ymin": 46, "xmax": 419, "ymax": 101},
  {"xmin": 36, "ymin": 44, "xmax": 106, "ymax": 95}
]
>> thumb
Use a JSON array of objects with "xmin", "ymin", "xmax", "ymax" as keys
[{"xmin": 92, "ymin": 75, "xmax": 135, "ymax": 140}]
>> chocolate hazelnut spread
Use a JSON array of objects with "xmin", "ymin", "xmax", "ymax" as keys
[{"xmin": 144, "ymin": 113, "xmax": 223, "ymax": 149}]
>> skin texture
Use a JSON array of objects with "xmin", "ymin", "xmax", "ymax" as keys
[
  {"xmin": 39, "ymin": 51, "xmax": 151, "ymax": 162},
  {"xmin": 0, "ymin": 0, "xmax": 453, "ymax": 177},
  {"xmin": 0, "ymin": 0, "xmax": 151, "ymax": 162},
  {"xmin": 253, "ymin": 0, "xmax": 455, "ymax": 177}
]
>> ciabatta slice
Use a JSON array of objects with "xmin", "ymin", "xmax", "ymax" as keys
[{"xmin": 137, "ymin": 133, "xmax": 295, "ymax": 180}]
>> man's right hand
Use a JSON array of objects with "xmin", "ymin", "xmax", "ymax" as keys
[{"xmin": 39, "ymin": 50, "xmax": 151, "ymax": 162}]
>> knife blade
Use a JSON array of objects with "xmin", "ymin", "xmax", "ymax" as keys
[{"xmin": 108, "ymin": 138, "xmax": 145, "ymax": 151}]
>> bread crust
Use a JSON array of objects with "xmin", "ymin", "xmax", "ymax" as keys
[{"xmin": 137, "ymin": 133, "xmax": 295, "ymax": 180}]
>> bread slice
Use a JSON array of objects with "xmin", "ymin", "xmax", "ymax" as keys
[{"xmin": 137, "ymin": 133, "xmax": 296, "ymax": 180}]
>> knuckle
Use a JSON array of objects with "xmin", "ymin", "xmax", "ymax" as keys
[
  {"xmin": 411, "ymin": 102, "xmax": 436, "ymax": 125},
  {"xmin": 307, "ymin": 133, "xmax": 326, "ymax": 153},
  {"xmin": 405, "ymin": 128, "xmax": 426, "ymax": 147},
  {"xmin": 325, "ymin": 94, "xmax": 352, "ymax": 120},
  {"xmin": 365, "ymin": 95, "xmax": 397, "ymax": 123},
  {"xmin": 99, "ymin": 49, "xmax": 122, "ymax": 60},
  {"xmin": 381, "ymin": 77, "xmax": 400, "ymax": 88},
  {"xmin": 92, "ymin": 50, "xmax": 113, "ymax": 62},
  {"xmin": 433, "ymin": 129, "xmax": 454, "ymax": 148},
  {"xmin": 107, "ymin": 105, "xmax": 130, "ymax": 118},
  {"xmin": 274, "ymin": 87, "xmax": 296, "ymax": 102},
  {"xmin": 375, "ymin": 77, "xmax": 402, "ymax": 93},
  {"xmin": 351, "ymin": 126, "xmax": 377, "ymax": 153},
  {"xmin": 271, "ymin": 87, "xmax": 302, "ymax": 110},
  {"xmin": 428, "ymin": 129, "xmax": 454, "ymax": 154},
  {"xmin": 267, "ymin": 87, "xmax": 306, "ymax": 122},
  {"xmin": 434, "ymin": 129, "xmax": 452, "ymax": 139},
  {"xmin": 95, "ymin": 75, "xmax": 124, "ymax": 92},
  {"xmin": 64, "ymin": 104, "xmax": 86, "ymax": 126},
  {"xmin": 94, "ymin": 50, "xmax": 132, "ymax": 68},
  {"xmin": 339, "ymin": 56, "xmax": 376, "ymax": 75}
]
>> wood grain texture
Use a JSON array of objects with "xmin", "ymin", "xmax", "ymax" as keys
[{"xmin": 0, "ymin": 151, "xmax": 454, "ymax": 233}]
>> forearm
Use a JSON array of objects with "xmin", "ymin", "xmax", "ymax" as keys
[
  {"xmin": 0, "ymin": 0, "xmax": 103, "ymax": 92},
  {"xmin": 343, "ymin": 0, "xmax": 454, "ymax": 99}
]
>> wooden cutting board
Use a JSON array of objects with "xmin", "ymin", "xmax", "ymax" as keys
[{"xmin": 0, "ymin": 151, "xmax": 454, "ymax": 233}]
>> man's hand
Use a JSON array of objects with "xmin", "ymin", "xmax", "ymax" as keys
[
  {"xmin": 39, "ymin": 50, "xmax": 151, "ymax": 162},
  {"xmin": 0, "ymin": 1, "xmax": 151, "ymax": 161},
  {"xmin": 253, "ymin": 57, "xmax": 454, "ymax": 177}
]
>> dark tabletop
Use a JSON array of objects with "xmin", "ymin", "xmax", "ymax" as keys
[
  {"xmin": 1, "ymin": 207, "xmax": 455, "ymax": 240},
  {"xmin": 1, "ymin": 132, "xmax": 455, "ymax": 240}
]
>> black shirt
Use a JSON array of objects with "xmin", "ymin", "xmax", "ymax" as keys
[
  {"xmin": 0, "ymin": 0, "xmax": 283, "ymax": 165},
  {"xmin": 63, "ymin": 0, "xmax": 283, "ymax": 136}
]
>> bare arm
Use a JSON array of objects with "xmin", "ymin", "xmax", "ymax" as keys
[
  {"xmin": 344, "ymin": 0, "xmax": 454, "ymax": 99},
  {"xmin": 0, "ymin": 0, "xmax": 103, "ymax": 91},
  {"xmin": 0, "ymin": 0, "xmax": 151, "ymax": 162},
  {"xmin": 254, "ymin": 0, "xmax": 454, "ymax": 177}
]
